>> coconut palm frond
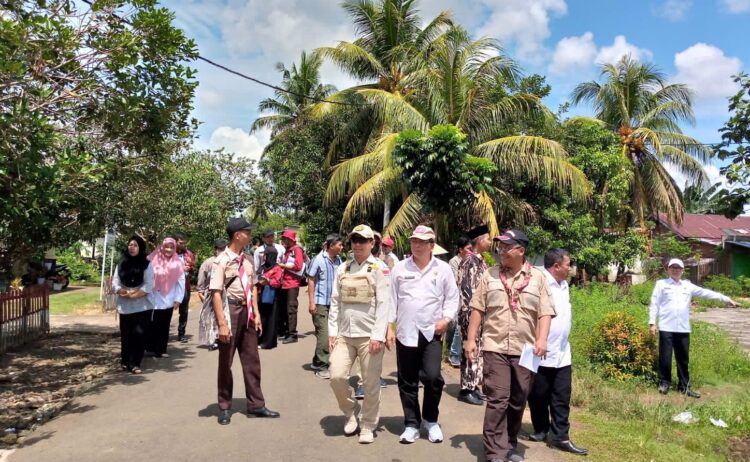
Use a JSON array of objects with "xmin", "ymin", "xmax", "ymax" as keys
[
  {"xmin": 655, "ymin": 131, "xmax": 713, "ymax": 163},
  {"xmin": 632, "ymin": 127, "xmax": 663, "ymax": 155},
  {"xmin": 341, "ymin": 168, "xmax": 405, "ymax": 228},
  {"xmin": 317, "ymin": 42, "xmax": 385, "ymax": 82},
  {"xmin": 475, "ymin": 136, "xmax": 591, "ymax": 202},
  {"xmin": 472, "ymin": 190, "xmax": 499, "ymax": 236},
  {"xmin": 661, "ymin": 146, "xmax": 709, "ymax": 185},
  {"xmin": 639, "ymin": 156, "xmax": 684, "ymax": 224},
  {"xmin": 357, "ymin": 88, "xmax": 429, "ymax": 131},
  {"xmin": 384, "ymin": 193, "xmax": 425, "ymax": 238}
]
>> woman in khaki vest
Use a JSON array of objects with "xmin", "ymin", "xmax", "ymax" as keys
[{"xmin": 328, "ymin": 224, "xmax": 391, "ymax": 444}]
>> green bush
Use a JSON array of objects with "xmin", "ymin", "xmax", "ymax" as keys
[
  {"xmin": 703, "ymin": 274, "xmax": 748, "ymax": 298},
  {"xmin": 587, "ymin": 311, "xmax": 658, "ymax": 383},
  {"xmin": 57, "ymin": 243, "xmax": 100, "ymax": 283}
]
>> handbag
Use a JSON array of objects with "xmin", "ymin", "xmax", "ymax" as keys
[
  {"xmin": 261, "ymin": 284, "xmax": 276, "ymax": 304},
  {"xmin": 198, "ymin": 275, "xmax": 237, "ymax": 346}
]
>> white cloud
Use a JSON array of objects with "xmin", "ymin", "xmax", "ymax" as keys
[
  {"xmin": 549, "ymin": 32, "xmax": 597, "ymax": 74},
  {"xmin": 674, "ymin": 43, "xmax": 743, "ymax": 103},
  {"xmin": 208, "ymin": 126, "xmax": 271, "ymax": 162},
  {"xmin": 475, "ymin": 0, "xmax": 568, "ymax": 61},
  {"xmin": 653, "ymin": 0, "xmax": 692, "ymax": 21},
  {"xmin": 720, "ymin": 0, "xmax": 750, "ymax": 13},
  {"xmin": 595, "ymin": 35, "xmax": 653, "ymax": 65}
]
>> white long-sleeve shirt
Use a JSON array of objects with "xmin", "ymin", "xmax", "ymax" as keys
[
  {"xmin": 540, "ymin": 269, "xmax": 572, "ymax": 368},
  {"xmin": 149, "ymin": 272, "xmax": 186, "ymax": 310},
  {"xmin": 648, "ymin": 277, "xmax": 730, "ymax": 333},
  {"xmin": 389, "ymin": 256, "xmax": 459, "ymax": 347}
]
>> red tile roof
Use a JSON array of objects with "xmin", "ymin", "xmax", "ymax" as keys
[{"xmin": 656, "ymin": 213, "xmax": 750, "ymax": 241}]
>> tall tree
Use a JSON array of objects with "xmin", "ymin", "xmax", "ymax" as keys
[
  {"xmin": 0, "ymin": 0, "xmax": 197, "ymax": 275},
  {"xmin": 250, "ymin": 51, "xmax": 336, "ymax": 137},
  {"xmin": 715, "ymin": 72, "xmax": 750, "ymax": 215},
  {"xmin": 571, "ymin": 55, "xmax": 710, "ymax": 225},
  {"xmin": 323, "ymin": 22, "xmax": 588, "ymax": 240}
]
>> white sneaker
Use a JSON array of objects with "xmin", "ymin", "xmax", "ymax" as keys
[
  {"xmin": 424, "ymin": 421, "xmax": 443, "ymax": 443},
  {"xmin": 344, "ymin": 412, "xmax": 359, "ymax": 436},
  {"xmin": 358, "ymin": 428, "xmax": 374, "ymax": 444},
  {"xmin": 399, "ymin": 426, "xmax": 420, "ymax": 444}
]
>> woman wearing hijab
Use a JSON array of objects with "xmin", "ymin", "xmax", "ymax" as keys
[
  {"xmin": 258, "ymin": 244, "xmax": 280, "ymax": 349},
  {"xmin": 112, "ymin": 235, "xmax": 154, "ymax": 374},
  {"xmin": 146, "ymin": 237, "xmax": 185, "ymax": 358}
]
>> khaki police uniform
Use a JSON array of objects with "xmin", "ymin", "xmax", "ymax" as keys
[
  {"xmin": 210, "ymin": 247, "xmax": 265, "ymax": 412},
  {"xmin": 328, "ymin": 254, "xmax": 391, "ymax": 432},
  {"xmin": 470, "ymin": 264, "xmax": 556, "ymax": 460}
]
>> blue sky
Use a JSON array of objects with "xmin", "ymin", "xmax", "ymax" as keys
[{"xmin": 161, "ymin": 0, "xmax": 749, "ymax": 187}]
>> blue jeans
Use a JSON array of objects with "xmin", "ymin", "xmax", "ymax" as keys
[{"xmin": 449, "ymin": 321, "xmax": 462, "ymax": 364}]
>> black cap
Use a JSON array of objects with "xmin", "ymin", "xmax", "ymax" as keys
[
  {"xmin": 226, "ymin": 217, "xmax": 257, "ymax": 237},
  {"xmin": 214, "ymin": 238, "xmax": 228, "ymax": 248},
  {"xmin": 262, "ymin": 229, "xmax": 275, "ymax": 238},
  {"xmin": 467, "ymin": 224, "xmax": 489, "ymax": 240},
  {"xmin": 495, "ymin": 229, "xmax": 529, "ymax": 248}
]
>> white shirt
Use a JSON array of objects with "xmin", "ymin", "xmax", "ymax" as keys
[
  {"xmin": 389, "ymin": 256, "xmax": 459, "ymax": 347},
  {"xmin": 253, "ymin": 243, "xmax": 286, "ymax": 272},
  {"xmin": 540, "ymin": 269, "xmax": 572, "ymax": 368},
  {"xmin": 148, "ymin": 272, "xmax": 185, "ymax": 310},
  {"xmin": 649, "ymin": 277, "xmax": 730, "ymax": 333}
]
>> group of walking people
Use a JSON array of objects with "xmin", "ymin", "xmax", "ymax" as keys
[
  {"xmin": 112, "ymin": 234, "xmax": 193, "ymax": 374},
  {"xmin": 113, "ymin": 214, "xmax": 739, "ymax": 462}
]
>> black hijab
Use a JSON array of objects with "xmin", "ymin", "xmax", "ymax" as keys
[
  {"xmin": 118, "ymin": 235, "xmax": 150, "ymax": 288},
  {"xmin": 263, "ymin": 244, "xmax": 278, "ymax": 272}
]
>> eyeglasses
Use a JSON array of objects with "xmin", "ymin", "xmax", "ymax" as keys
[{"xmin": 350, "ymin": 237, "xmax": 370, "ymax": 244}]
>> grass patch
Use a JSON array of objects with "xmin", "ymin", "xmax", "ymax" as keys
[
  {"xmin": 568, "ymin": 283, "xmax": 750, "ymax": 461},
  {"xmin": 49, "ymin": 288, "xmax": 102, "ymax": 315}
]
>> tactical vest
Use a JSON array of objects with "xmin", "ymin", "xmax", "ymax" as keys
[{"xmin": 339, "ymin": 261, "xmax": 376, "ymax": 304}]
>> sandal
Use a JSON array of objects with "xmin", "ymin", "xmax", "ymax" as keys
[{"xmin": 131, "ymin": 367, "xmax": 143, "ymax": 374}]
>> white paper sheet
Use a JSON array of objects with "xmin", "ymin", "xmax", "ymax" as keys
[{"xmin": 519, "ymin": 342, "xmax": 541, "ymax": 373}]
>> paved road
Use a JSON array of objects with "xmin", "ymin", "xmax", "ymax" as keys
[
  {"xmin": 7, "ymin": 290, "xmax": 564, "ymax": 462},
  {"xmin": 693, "ymin": 308, "xmax": 750, "ymax": 353}
]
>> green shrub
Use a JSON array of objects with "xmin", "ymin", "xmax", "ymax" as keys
[
  {"xmin": 587, "ymin": 311, "xmax": 658, "ymax": 383},
  {"xmin": 703, "ymin": 274, "xmax": 747, "ymax": 298},
  {"xmin": 57, "ymin": 243, "xmax": 100, "ymax": 283}
]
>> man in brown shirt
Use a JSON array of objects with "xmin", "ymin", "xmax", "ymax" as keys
[
  {"xmin": 211, "ymin": 217, "xmax": 279, "ymax": 425},
  {"xmin": 465, "ymin": 229, "xmax": 555, "ymax": 462}
]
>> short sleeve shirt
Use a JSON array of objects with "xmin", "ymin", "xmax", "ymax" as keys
[
  {"xmin": 470, "ymin": 264, "xmax": 556, "ymax": 355},
  {"xmin": 209, "ymin": 248, "xmax": 256, "ymax": 300}
]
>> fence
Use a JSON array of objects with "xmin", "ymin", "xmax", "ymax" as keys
[{"xmin": 0, "ymin": 285, "xmax": 50, "ymax": 354}]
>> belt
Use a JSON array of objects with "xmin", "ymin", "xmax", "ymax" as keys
[{"xmin": 227, "ymin": 298, "xmax": 247, "ymax": 306}]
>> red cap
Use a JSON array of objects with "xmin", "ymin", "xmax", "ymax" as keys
[
  {"xmin": 382, "ymin": 237, "xmax": 395, "ymax": 247},
  {"xmin": 281, "ymin": 229, "xmax": 297, "ymax": 241}
]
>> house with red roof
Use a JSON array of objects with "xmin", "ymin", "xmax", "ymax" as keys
[{"xmin": 654, "ymin": 213, "xmax": 750, "ymax": 278}]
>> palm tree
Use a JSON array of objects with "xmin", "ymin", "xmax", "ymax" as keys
[
  {"xmin": 250, "ymin": 51, "xmax": 336, "ymax": 137},
  {"xmin": 323, "ymin": 21, "xmax": 590, "ymax": 238},
  {"xmin": 571, "ymin": 55, "xmax": 710, "ymax": 225},
  {"xmin": 683, "ymin": 181, "xmax": 745, "ymax": 217}
]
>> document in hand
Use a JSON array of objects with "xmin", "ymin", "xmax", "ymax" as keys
[{"xmin": 519, "ymin": 342, "xmax": 541, "ymax": 373}]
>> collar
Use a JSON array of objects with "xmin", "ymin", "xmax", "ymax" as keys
[
  {"xmin": 543, "ymin": 268, "xmax": 568, "ymax": 289},
  {"xmin": 224, "ymin": 247, "xmax": 240, "ymax": 261},
  {"xmin": 666, "ymin": 277, "xmax": 683, "ymax": 285},
  {"xmin": 407, "ymin": 255, "xmax": 437, "ymax": 273}
]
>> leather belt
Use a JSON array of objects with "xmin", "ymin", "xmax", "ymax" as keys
[{"xmin": 227, "ymin": 298, "xmax": 247, "ymax": 306}]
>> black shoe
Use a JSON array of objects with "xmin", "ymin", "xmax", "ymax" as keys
[
  {"xmin": 528, "ymin": 431, "xmax": 548, "ymax": 442},
  {"xmin": 218, "ymin": 409, "xmax": 231, "ymax": 425},
  {"xmin": 548, "ymin": 439, "xmax": 589, "ymax": 455},
  {"xmin": 658, "ymin": 383, "xmax": 669, "ymax": 395},
  {"xmin": 457, "ymin": 389, "xmax": 483, "ymax": 406},
  {"xmin": 247, "ymin": 407, "xmax": 280, "ymax": 418},
  {"xmin": 178, "ymin": 336, "xmax": 188, "ymax": 343},
  {"xmin": 208, "ymin": 343, "xmax": 219, "ymax": 351},
  {"xmin": 354, "ymin": 385, "xmax": 365, "ymax": 400},
  {"xmin": 282, "ymin": 335, "xmax": 298, "ymax": 344},
  {"xmin": 474, "ymin": 389, "xmax": 487, "ymax": 401},
  {"xmin": 681, "ymin": 388, "xmax": 701, "ymax": 398}
]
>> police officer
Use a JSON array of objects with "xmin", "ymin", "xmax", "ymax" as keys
[
  {"xmin": 211, "ymin": 217, "xmax": 280, "ymax": 425},
  {"xmin": 328, "ymin": 224, "xmax": 391, "ymax": 444}
]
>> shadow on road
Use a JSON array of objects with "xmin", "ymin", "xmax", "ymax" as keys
[
  {"xmin": 197, "ymin": 398, "xmax": 248, "ymax": 419},
  {"xmin": 450, "ymin": 433, "xmax": 484, "ymax": 461},
  {"xmin": 16, "ymin": 430, "xmax": 55, "ymax": 449}
]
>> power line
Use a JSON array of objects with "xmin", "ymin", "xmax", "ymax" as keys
[{"xmin": 79, "ymin": 0, "xmax": 352, "ymax": 106}]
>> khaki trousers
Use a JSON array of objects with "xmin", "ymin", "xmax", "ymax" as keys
[{"xmin": 329, "ymin": 336, "xmax": 384, "ymax": 431}]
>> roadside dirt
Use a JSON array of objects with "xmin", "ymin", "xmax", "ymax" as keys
[{"xmin": 0, "ymin": 331, "xmax": 119, "ymax": 447}]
